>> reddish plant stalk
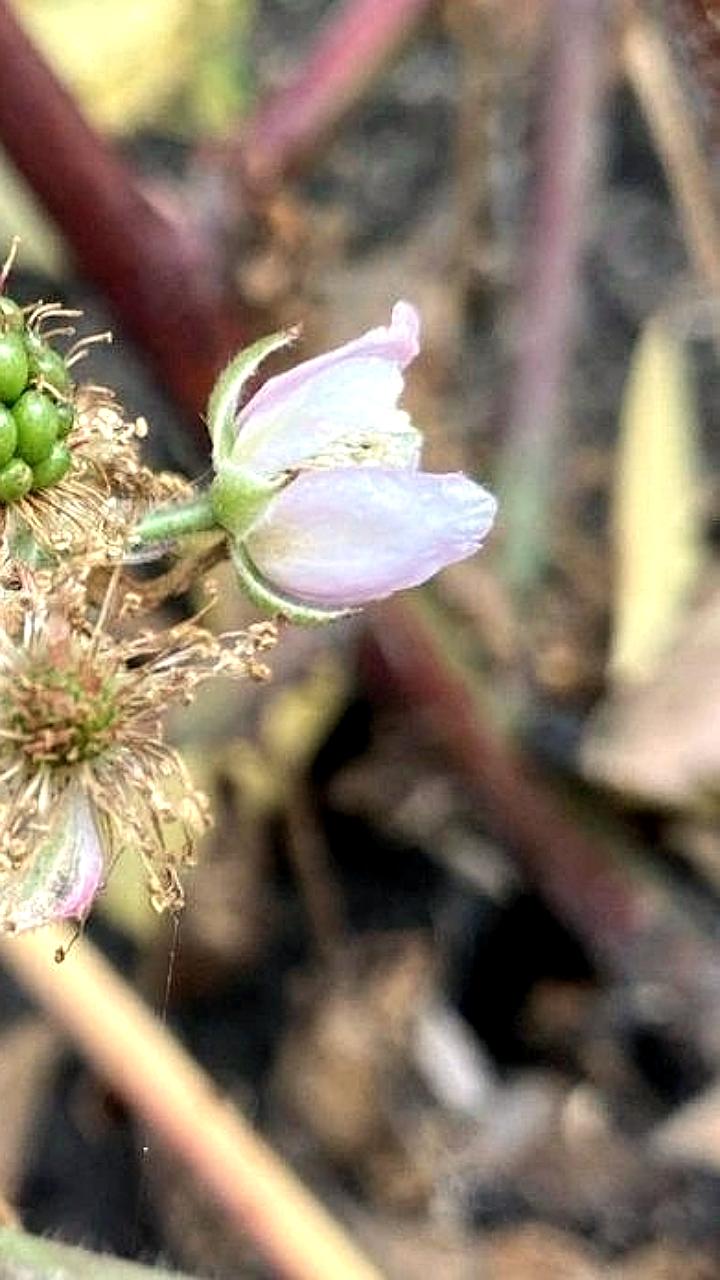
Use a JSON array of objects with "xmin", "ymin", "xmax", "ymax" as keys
[
  {"xmin": 211, "ymin": 0, "xmax": 435, "ymax": 196},
  {"xmin": 364, "ymin": 599, "xmax": 655, "ymax": 969},
  {"xmin": 0, "ymin": 0, "xmax": 244, "ymax": 424},
  {"xmin": 498, "ymin": 0, "xmax": 608, "ymax": 596}
]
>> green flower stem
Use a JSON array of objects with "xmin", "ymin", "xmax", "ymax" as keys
[
  {"xmin": 0, "ymin": 1227, "xmax": 194, "ymax": 1279},
  {"xmin": 132, "ymin": 492, "xmax": 218, "ymax": 545}
]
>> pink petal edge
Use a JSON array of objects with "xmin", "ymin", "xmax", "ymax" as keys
[
  {"xmin": 245, "ymin": 467, "xmax": 497, "ymax": 608},
  {"xmin": 230, "ymin": 302, "xmax": 422, "ymax": 477}
]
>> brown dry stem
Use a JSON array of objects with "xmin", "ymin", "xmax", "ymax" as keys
[
  {"xmin": 0, "ymin": 929, "xmax": 383, "ymax": 1280},
  {"xmin": 623, "ymin": 6, "xmax": 720, "ymax": 298}
]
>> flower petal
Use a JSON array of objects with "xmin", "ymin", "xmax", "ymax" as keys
[
  {"xmin": 0, "ymin": 788, "xmax": 104, "ymax": 934},
  {"xmin": 231, "ymin": 301, "xmax": 421, "ymax": 477},
  {"xmin": 245, "ymin": 467, "xmax": 497, "ymax": 608}
]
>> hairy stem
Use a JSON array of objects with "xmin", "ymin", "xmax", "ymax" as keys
[{"xmin": 132, "ymin": 494, "xmax": 219, "ymax": 545}]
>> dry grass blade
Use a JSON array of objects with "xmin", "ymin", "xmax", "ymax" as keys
[
  {"xmin": 0, "ymin": 930, "xmax": 383, "ymax": 1280},
  {"xmin": 623, "ymin": 7, "xmax": 720, "ymax": 299},
  {"xmin": 610, "ymin": 315, "xmax": 704, "ymax": 684}
]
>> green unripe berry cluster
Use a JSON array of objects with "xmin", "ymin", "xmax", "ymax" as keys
[{"xmin": 0, "ymin": 295, "xmax": 75, "ymax": 503}]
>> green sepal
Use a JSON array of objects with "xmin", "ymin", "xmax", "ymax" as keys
[
  {"xmin": 229, "ymin": 540, "xmax": 356, "ymax": 626},
  {"xmin": 207, "ymin": 329, "xmax": 296, "ymax": 465}
]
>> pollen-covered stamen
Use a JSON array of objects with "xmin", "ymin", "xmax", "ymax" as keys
[
  {"xmin": 8, "ymin": 659, "xmax": 120, "ymax": 766},
  {"xmin": 300, "ymin": 424, "xmax": 421, "ymax": 473},
  {"xmin": 64, "ymin": 331, "xmax": 112, "ymax": 369}
]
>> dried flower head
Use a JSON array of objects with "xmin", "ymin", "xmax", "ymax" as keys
[{"xmin": 0, "ymin": 567, "xmax": 277, "ymax": 934}]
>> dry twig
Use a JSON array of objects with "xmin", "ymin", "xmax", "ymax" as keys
[
  {"xmin": 623, "ymin": 5, "xmax": 720, "ymax": 298},
  {"xmin": 0, "ymin": 931, "xmax": 383, "ymax": 1280}
]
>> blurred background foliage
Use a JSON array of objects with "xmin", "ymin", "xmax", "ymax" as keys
[
  {"xmin": 0, "ymin": 0, "xmax": 255, "ymax": 274},
  {"xmin": 20, "ymin": 0, "xmax": 255, "ymax": 135}
]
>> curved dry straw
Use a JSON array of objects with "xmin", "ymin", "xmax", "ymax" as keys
[{"xmin": 0, "ymin": 930, "xmax": 383, "ymax": 1280}]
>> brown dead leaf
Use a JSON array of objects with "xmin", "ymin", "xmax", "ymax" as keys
[
  {"xmin": 611, "ymin": 316, "xmax": 704, "ymax": 683},
  {"xmin": 612, "ymin": 1242, "xmax": 720, "ymax": 1280},
  {"xmin": 582, "ymin": 575, "xmax": 720, "ymax": 807},
  {"xmin": 483, "ymin": 1224, "xmax": 602, "ymax": 1279}
]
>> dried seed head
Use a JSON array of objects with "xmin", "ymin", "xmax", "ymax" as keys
[
  {"xmin": 9, "ymin": 640, "xmax": 120, "ymax": 767},
  {"xmin": 0, "ymin": 568, "xmax": 278, "ymax": 928}
]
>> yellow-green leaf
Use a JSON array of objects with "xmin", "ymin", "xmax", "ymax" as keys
[
  {"xmin": 17, "ymin": 0, "xmax": 252, "ymax": 137},
  {"xmin": 20, "ymin": 0, "xmax": 196, "ymax": 134}
]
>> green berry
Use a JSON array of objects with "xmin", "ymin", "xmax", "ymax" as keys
[
  {"xmin": 13, "ymin": 390, "xmax": 59, "ymax": 465},
  {"xmin": 31, "ymin": 442, "xmax": 72, "ymax": 489},
  {"xmin": 0, "ymin": 457, "xmax": 33, "ymax": 502},
  {"xmin": 56, "ymin": 401, "xmax": 75, "ymax": 439},
  {"xmin": 0, "ymin": 405, "xmax": 17, "ymax": 467},
  {"xmin": 0, "ymin": 331, "xmax": 29, "ymax": 404},
  {"xmin": 0, "ymin": 297, "xmax": 24, "ymax": 332},
  {"xmin": 27, "ymin": 340, "xmax": 71, "ymax": 395}
]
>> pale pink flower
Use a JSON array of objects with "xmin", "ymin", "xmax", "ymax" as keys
[{"xmin": 210, "ymin": 302, "xmax": 497, "ymax": 619}]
